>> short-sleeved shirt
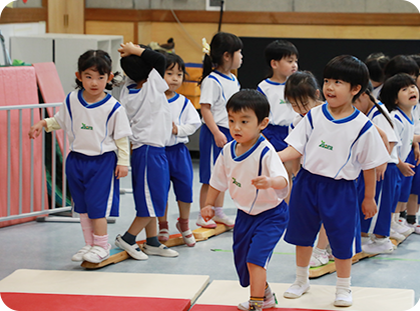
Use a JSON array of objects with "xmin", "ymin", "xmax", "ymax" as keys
[
  {"xmin": 392, "ymin": 107, "xmax": 415, "ymax": 162},
  {"xmin": 210, "ymin": 136, "xmax": 289, "ymax": 215},
  {"xmin": 54, "ymin": 90, "xmax": 132, "ymax": 156},
  {"xmin": 199, "ymin": 70, "xmax": 240, "ymax": 128},
  {"xmin": 257, "ymin": 78, "xmax": 298, "ymax": 126},
  {"xmin": 120, "ymin": 68, "xmax": 171, "ymax": 149},
  {"xmin": 285, "ymin": 103, "xmax": 390, "ymax": 180}
]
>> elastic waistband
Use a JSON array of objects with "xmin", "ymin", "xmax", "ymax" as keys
[
  {"xmin": 133, "ymin": 144, "xmax": 165, "ymax": 154},
  {"xmin": 165, "ymin": 143, "xmax": 186, "ymax": 151},
  {"xmin": 299, "ymin": 168, "xmax": 355, "ymax": 184},
  {"xmin": 69, "ymin": 151, "xmax": 115, "ymax": 160}
]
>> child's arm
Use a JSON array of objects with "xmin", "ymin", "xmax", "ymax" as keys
[
  {"xmin": 201, "ymin": 104, "xmax": 227, "ymax": 148},
  {"xmin": 114, "ymin": 137, "xmax": 130, "ymax": 179},
  {"xmin": 251, "ymin": 175, "xmax": 288, "ymax": 190},
  {"xmin": 28, "ymin": 118, "xmax": 61, "ymax": 139},
  {"xmin": 375, "ymin": 162, "xmax": 388, "ymax": 182},
  {"xmin": 396, "ymin": 157, "xmax": 415, "ymax": 176},
  {"xmin": 374, "ymin": 124, "xmax": 390, "ymax": 153},
  {"xmin": 277, "ymin": 146, "xmax": 302, "ymax": 162},
  {"xmin": 413, "ymin": 142, "xmax": 420, "ymax": 166},
  {"xmin": 413, "ymin": 134, "xmax": 420, "ymax": 143},
  {"xmin": 201, "ymin": 186, "xmax": 221, "ymax": 221},
  {"xmin": 361, "ymin": 168, "xmax": 377, "ymax": 220}
]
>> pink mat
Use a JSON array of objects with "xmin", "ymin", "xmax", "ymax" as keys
[{"xmin": 0, "ymin": 66, "xmax": 48, "ymax": 227}]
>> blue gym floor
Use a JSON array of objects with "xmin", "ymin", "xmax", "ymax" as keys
[{"xmin": 0, "ymin": 159, "xmax": 419, "ymax": 307}]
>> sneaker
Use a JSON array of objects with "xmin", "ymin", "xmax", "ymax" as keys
[
  {"xmin": 238, "ymin": 300, "xmax": 263, "ymax": 311},
  {"xmin": 326, "ymin": 245, "xmax": 334, "ymax": 260},
  {"xmin": 213, "ymin": 211, "xmax": 235, "ymax": 228},
  {"xmin": 176, "ymin": 221, "xmax": 196, "ymax": 247},
  {"xmin": 398, "ymin": 218, "xmax": 415, "ymax": 233},
  {"xmin": 196, "ymin": 216, "xmax": 217, "ymax": 229},
  {"xmin": 142, "ymin": 243, "xmax": 179, "ymax": 257},
  {"xmin": 237, "ymin": 292, "xmax": 276, "ymax": 310},
  {"xmin": 389, "ymin": 228, "xmax": 405, "ymax": 243},
  {"xmin": 158, "ymin": 228, "xmax": 169, "ymax": 242},
  {"xmin": 362, "ymin": 236, "xmax": 394, "ymax": 254},
  {"xmin": 391, "ymin": 221, "xmax": 412, "ymax": 237},
  {"xmin": 361, "ymin": 236, "xmax": 370, "ymax": 245},
  {"xmin": 407, "ymin": 222, "xmax": 420, "ymax": 234},
  {"xmin": 283, "ymin": 282, "xmax": 310, "ymax": 299},
  {"xmin": 309, "ymin": 248, "xmax": 329, "ymax": 267},
  {"xmin": 82, "ymin": 244, "xmax": 111, "ymax": 264},
  {"xmin": 115, "ymin": 234, "xmax": 148, "ymax": 260},
  {"xmin": 334, "ymin": 288, "xmax": 352, "ymax": 307},
  {"xmin": 71, "ymin": 245, "xmax": 92, "ymax": 262}
]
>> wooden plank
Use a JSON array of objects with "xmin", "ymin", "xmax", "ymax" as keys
[{"xmin": 0, "ymin": 7, "xmax": 47, "ymax": 24}]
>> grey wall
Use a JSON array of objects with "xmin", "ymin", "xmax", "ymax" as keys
[{"xmin": 84, "ymin": 0, "xmax": 419, "ymax": 13}]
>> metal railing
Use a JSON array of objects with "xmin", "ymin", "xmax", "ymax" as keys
[{"xmin": 0, "ymin": 102, "xmax": 72, "ymax": 223}]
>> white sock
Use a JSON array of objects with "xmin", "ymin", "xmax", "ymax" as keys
[
  {"xmin": 336, "ymin": 276, "xmax": 351, "ymax": 291},
  {"xmin": 214, "ymin": 207, "xmax": 225, "ymax": 218},
  {"xmin": 295, "ymin": 265, "xmax": 310, "ymax": 285}
]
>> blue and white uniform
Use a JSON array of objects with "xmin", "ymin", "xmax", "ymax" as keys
[
  {"xmin": 210, "ymin": 135, "xmax": 289, "ymax": 287},
  {"xmin": 54, "ymin": 89, "xmax": 132, "ymax": 219},
  {"xmin": 258, "ymin": 79, "xmax": 298, "ymax": 151},
  {"xmin": 410, "ymin": 104, "xmax": 420, "ymax": 198},
  {"xmin": 284, "ymin": 103, "xmax": 390, "ymax": 259},
  {"xmin": 166, "ymin": 93, "xmax": 201, "ymax": 203},
  {"xmin": 120, "ymin": 68, "xmax": 171, "ymax": 217},
  {"xmin": 392, "ymin": 107, "xmax": 416, "ymax": 203},
  {"xmin": 358, "ymin": 103, "xmax": 399, "ymax": 237},
  {"xmin": 199, "ymin": 70, "xmax": 240, "ymax": 184}
]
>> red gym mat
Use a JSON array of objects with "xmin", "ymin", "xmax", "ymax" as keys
[
  {"xmin": 0, "ymin": 66, "xmax": 48, "ymax": 227},
  {"xmin": 190, "ymin": 305, "xmax": 331, "ymax": 311},
  {"xmin": 1, "ymin": 293, "xmax": 191, "ymax": 311}
]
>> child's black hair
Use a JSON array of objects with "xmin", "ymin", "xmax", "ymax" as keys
[
  {"xmin": 264, "ymin": 40, "xmax": 299, "ymax": 78},
  {"xmin": 200, "ymin": 32, "xmax": 243, "ymax": 85},
  {"xmin": 226, "ymin": 89, "xmax": 270, "ymax": 124},
  {"xmin": 384, "ymin": 55, "xmax": 419, "ymax": 81},
  {"xmin": 323, "ymin": 55, "xmax": 369, "ymax": 102},
  {"xmin": 409, "ymin": 54, "xmax": 420, "ymax": 69},
  {"xmin": 361, "ymin": 81, "xmax": 394, "ymax": 128},
  {"xmin": 75, "ymin": 49, "xmax": 117, "ymax": 90},
  {"xmin": 120, "ymin": 44, "xmax": 155, "ymax": 83},
  {"xmin": 365, "ymin": 52, "xmax": 389, "ymax": 84},
  {"xmin": 165, "ymin": 53, "xmax": 186, "ymax": 78},
  {"xmin": 284, "ymin": 71, "xmax": 319, "ymax": 111},
  {"xmin": 379, "ymin": 73, "xmax": 417, "ymax": 112}
]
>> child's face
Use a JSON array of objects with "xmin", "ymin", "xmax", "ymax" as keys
[
  {"xmin": 397, "ymin": 84, "xmax": 419, "ymax": 109},
  {"xmin": 76, "ymin": 67, "xmax": 112, "ymax": 100},
  {"xmin": 230, "ymin": 50, "xmax": 243, "ymax": 70},
  {"xmin": 323, "ymin": 78, "xmax": 360, "ymax": 108},
  {"xmin": 228, "ymin": 108, "xmax": 268, "ymax": 146},
  {"xmin": 289, "ymin": 96, "xmax": 318, "ymax": 115},
  {"xmin": 272, "ymin": 55, "xmax": 298, "ymax": 80},
  {"xmin": 164, "ymin": 64, "xmax": 183, "ymax": 93}
]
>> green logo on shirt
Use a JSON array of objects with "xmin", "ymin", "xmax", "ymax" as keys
[
  {"xmin": 232, "ymin": 177, "xmax": 241, "ymax": 187},
  {"xmin": 81, "ymin": 123, "xmax": 93, "ymax": 130},
  {"xmin": 279, "ymin": 99, "xmax": 286, "ymax": 105},
  {"xmin": 319, "ymin": 140, "xmax": 333, "ymax": 151}
]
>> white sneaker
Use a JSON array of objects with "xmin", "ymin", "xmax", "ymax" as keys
[
  {"xmin": 361, "ymin": 236, "xmax": 370, "ymax": 245},
  {"xmin": 391, "ymin": 221, "xmax": 412, "ymax": 237},
  {"xmin": 362, "ymin": 237, "xmax": 394, "ymax": 254},
  {"xmin": 71, "ymin": 245, "xmax": 92, "ymax": 262},
  {"xmin": 142, "ymin": 243, "xmax": 179, "ymax": 257},
  {"xmin": 283, "ymin": 282, "xmax": 310, "ymax": 299},
  {"xmin": 115, "ymin": 234, "xmax": 148, "ymax": 260},
  {"xmin": 82, "ymin": 244, "xmax": 111, "ymax": 263},
  {"xmin": 213, "ymin": 211, "xmax": 235, "ymax": 228},
  {"xmin": 196, "ymin": 216, "xmax": 217, "ymax": 229},
  {"xmin": 309, "ymin": 248, "xmax": 329, "ymax": 267},
  {"xmin": 390, "ymin": 228, "xmax": 405, "ymax": 243},
  {"xmin": 334, "ymin": 288, "xmax": 352, "ymax": 307},
  {"xmin": 398, "ymin": 218, "xmax": 415, "ymax": 233},
  {"xmin": 407, "ymin": 222, "xmax": 420, "ymax": 234}
]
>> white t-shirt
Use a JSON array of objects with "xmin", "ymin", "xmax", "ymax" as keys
[
  {"xmin": 119, "ymin": 69, "xmax": 171, "ymax": 149},
  {"xmin": 289, "ymin": 114, "xmax": 305, "ymax": 133},
  {"xmin": 285, "ymin": 103, "xmax": 390, "ymax": 180},
  {"xmin": 257, "ymin": 78, "xmax": 298, "ymax": 126},
  {"xmin": 199, "ymin": 70, "xmax": 240, "ymax": 128},
  {"xmin": 54, "ymin": 90, "xmax": 132, "ymax": 156},
  {"xmin": 392, "ymin": 107, "xmax": 415, "ymax": 162},
  {"xmin": 167, "ymin": 93, "xmax": 201, "ymax": 146},
  {"xmin": 372, "ymin": 84, "xmax": 383, "ymax": 100},
  {"xmin": 210, "ymin": 136, "xmax": 289, "ymax": 215},
  {"xmin": 412, "ymin": 103, "xmax": 420, "ymax": 135}
]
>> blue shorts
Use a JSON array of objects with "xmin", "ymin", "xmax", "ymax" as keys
[
  {"xmin": 199, "ymin": 124, "xmax": 232, "ymax": 184},
  {"xmin": 166, "ymin": 143, "xmax": 193, "ymax": 203},
  {"xmin": 399, "ymin": 150, "xmax": 415, "ymax": 203},
  {"xmin": 359, "ymin": 164, "xmax": 400, "ymax": 237},
  {"xmin": 410, "ymin": 155, "xmax": 420, "ymax": 197},
  {"xmin": 285, "ymin": 169, "xmax": 359, "ymax": 259},
  {"xmin": 66, "ymin": 151, "xmax": 119, "ymax": 219},
  {"xmin": 262, "ymin": 124, "xmax": 289, "ymax": 152},
  {"xmin": 131, "ymin": 145, "xmax": 169, "ymax": 217},
  {"xmin": 233, "ymin": 202, "xmax": 289, "ymax": 288}
]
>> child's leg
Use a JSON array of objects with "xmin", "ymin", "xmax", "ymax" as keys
[
  {"xmin": 83, "ymin": 217, "xmax": 111, "ymax": 263},
  {"xmin": 310, "ymin": 225, "xmax": 331, "ymax": 267},
  {"xmin": 158, "ymin": 204, "xmax": 169, "ymax": 242},
  {"xmin": 142, "ymin": 218, "xmax": 179, "ymax": 257},
  {"xmin": 177, "ymin": 201, "xmax": 196, "ymax": 247},
  {"xmin": 284, "ymin": 246, "xmax": 311, "ymax": 299},
  {"xmin": 406, "ymin": 194, "xmax": 420, "ymax": 233},
  {"xmin": 248, "ymin": 263, "xmax": 266, "ymax": 298},
  {"xmin": 334, "ymin": 258, "xmax": 353, "ymax": 307},
  {"xmin": 71, "ymin": 213, "xmax": 94, "ymax": 262}
]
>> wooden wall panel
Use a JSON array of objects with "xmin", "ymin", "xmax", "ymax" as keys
[{"xmin": 86, "ymin": 21, "xmax": 135, "ymax": 43}]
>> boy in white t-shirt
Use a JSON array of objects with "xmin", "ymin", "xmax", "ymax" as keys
[{"xmin": 202, "ymin": 89, "xmax": 289, "ymax": 311}]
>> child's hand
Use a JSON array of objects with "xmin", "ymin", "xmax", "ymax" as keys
[
  {"xmin": 118, "ymin": 42, "xmax": 144, "ymax": 58},
  {"xmin": 252, "ymin": 176, "xmax": 272, "ymax": 189},
  {"xmin": 172, "ymin": 122, "xmax": 178, "ymax": 135},
  {"xmin": 362, "ymin": 197, "xmax": 377, "ymax": 219},
  {"xmin": 115, "ymin": 165, "xmax": 128, "ymax": 179},
  {"xmin": 28, "ymin": 120, "xmax": 46, "ymax": 139},
  {"xmin": 397, "ymin": 162, "xmax": 415, "ymax": 177},
  {"xmin": 201, "ymin": 205, "xmax": 215, "ymax": 222},
  {"xmin": 376, "ymin": 163, "xmax": 387, "ymax": 181},
  {"xmin": 214, "ymin": 131, "xmax": 227, "ymax": 148}
]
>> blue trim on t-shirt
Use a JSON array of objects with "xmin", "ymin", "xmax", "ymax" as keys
[
  {"xmin": 396, "ymin": 107, "xmax": 414, "ymax": 125},
  {"xmin": 127, "ymin": 83, "xmax": 141, "ymax": 94},
  {"xmin": 307, "ymin": 110, "xmax": 314, "ymax": 129},
  {"xmin": 322, "ymin": 103, "xmax": 360, "ymax": 124},
  {"xmin": 208, "ymin": 75, "xmax": 226, "ymax": 101},
  {"xmin": 265, "ymin": 78, "xmax": 285, "ymax": 86},
  {"xmin": 257, "ymin": 86, "xmax": 266, "ymax": 97},
  {"xmin": 249, "ymin": 145, "xmax": 270, "ymax": 214},
  {"xmin": 231, "ymin": 135, "xmax": 265, "ymax": 162},
  {"xmin": 214, "ymin": 70, "xmax": 235, "ymax": 81},
  {"xmin": 65, "ymin": 93, "xmax": 75, "ymax": 150},
  {"xmin": 394, "ymin": 114, "xmax": 403, "ymax": 124},
  {"xmin": 168, "ymin": 93, "xmax": 180, "ymax": 103},
  {"xmin": 77, "ymin": 90, "xmax": 112, "ymax": 108}
]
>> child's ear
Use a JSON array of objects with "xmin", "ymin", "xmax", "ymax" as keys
[
  {"xmin": 223, "ymin": 51, "xmax": 231, "ymax": 62},
  {"xmin": 351, "ymin": 84, "xmax": 362, "ymax": 96},
  {"xmin": 259, "ymin": 117, "xmax": 270, "ymax": 131},
  {"xmin": 315, "ymin": 89, "xmax": 320, "ymax": 99},
  {"xmin": 270, "ymin": 59, "xmax": 278, "ymax": 69},
  {"xmin": 75, "ymin": 72, "xmax": 81, "ymax": 81},
  {"xmin": 107, "ymin": 72, "xmax": 114, "ymax": 82}
]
